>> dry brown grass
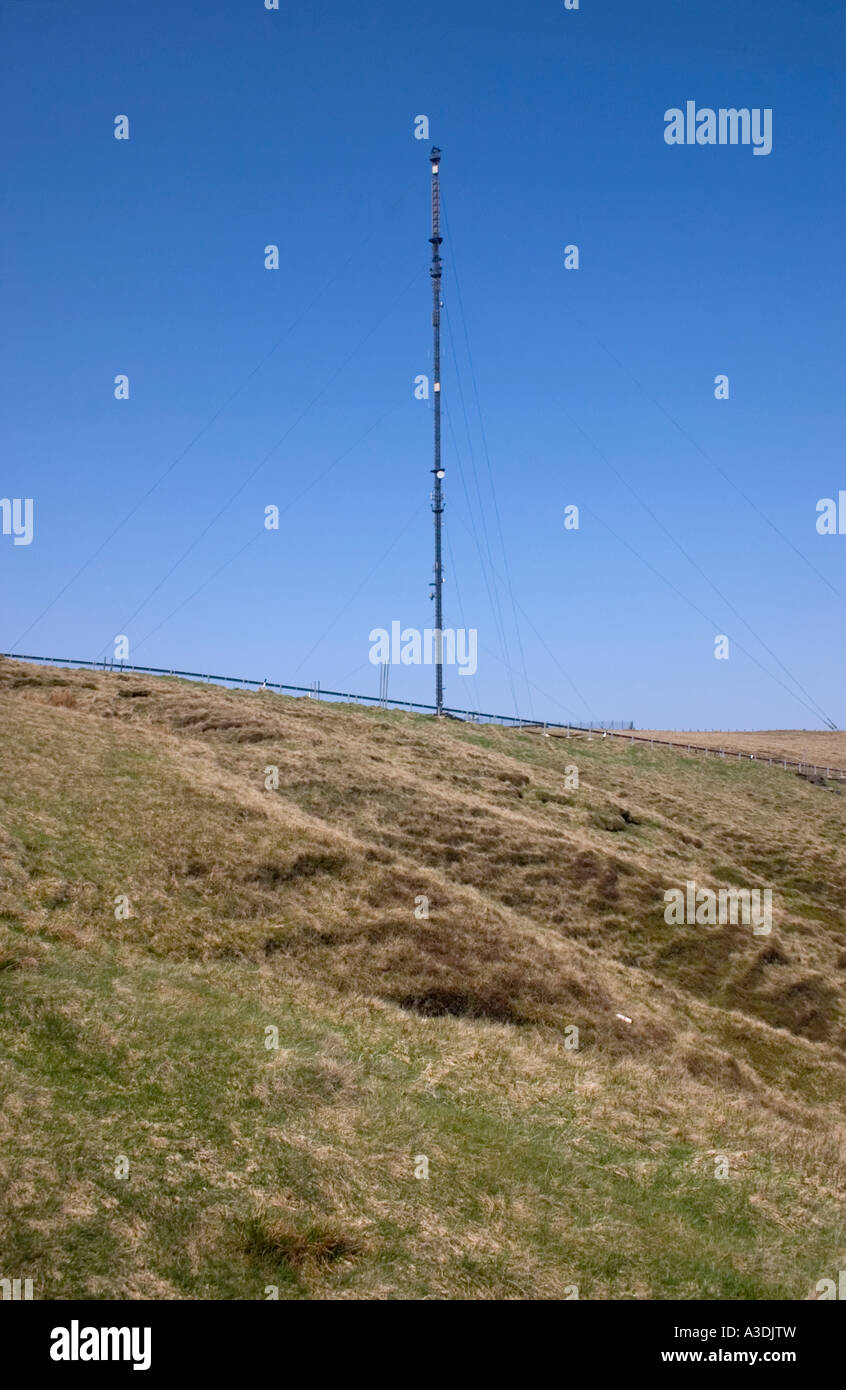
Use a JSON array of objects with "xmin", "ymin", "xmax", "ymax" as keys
[
  {"xmin": 3, "ymin": 660, "xmax": 845, "ymax": 1050},
  {"xmin": 1, "ymin": 659, "xmax": 844, "ymax": 1299},
  {"xmin": 240, "ymin": 1212, "xmax": 361, "ymax": 1269},
  {"xmin": 635, "ymin": 729, "xmax": 846, "ymax": 768},
  {"xmin": 47, "ymin": 687, "xmax": 77, "ymax": 708}
]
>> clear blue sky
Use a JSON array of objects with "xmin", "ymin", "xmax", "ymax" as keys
[{"xmin": 2, "ymin": 0, "xmax": 844, "ymax": 729}]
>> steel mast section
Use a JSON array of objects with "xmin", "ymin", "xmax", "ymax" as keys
[{"xmin": 429, "ymin": 145, "xmax": 445, "ymax": 715}]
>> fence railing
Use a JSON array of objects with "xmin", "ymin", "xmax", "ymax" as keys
[{"xmin": 3, "ymin": 651, "xmax": 844, "ymax": 780}]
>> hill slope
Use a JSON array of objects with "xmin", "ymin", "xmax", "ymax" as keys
[{"xmin": 0, "ymin": 659, "xmax": 844, "ymax": 1299}]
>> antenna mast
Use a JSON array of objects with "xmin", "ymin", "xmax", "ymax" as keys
[{"xmin": 429, "ymin": 146, "xmax": 445, "ymax": 716}]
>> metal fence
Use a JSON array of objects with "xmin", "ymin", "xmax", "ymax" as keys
[{"xmin": 3, "ymin": 651, "xmax": 844, "ymax": 780}]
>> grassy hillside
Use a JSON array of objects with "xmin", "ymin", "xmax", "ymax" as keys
[
  {"xmin": 0, "ymin": 658, "xmax": 844, "ymax": 1300},
  {"xmin": 635, "ymin": 729, "xmax": 846, "ymax": 769}
]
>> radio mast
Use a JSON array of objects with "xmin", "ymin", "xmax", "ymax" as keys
[{"xmin": 429, "ymin": 146, "xmax": 445, "ymax": 715}]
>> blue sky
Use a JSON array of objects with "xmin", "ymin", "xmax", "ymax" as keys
[{"xmin": 2, "ymin": 0, "xmax": 844, "ymax": 728}]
